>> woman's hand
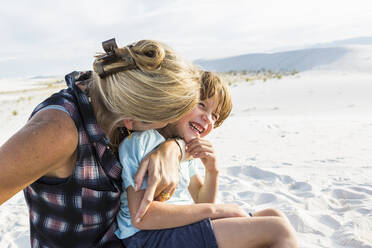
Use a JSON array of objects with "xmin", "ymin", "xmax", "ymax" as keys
[{"xmin": 134, "ymin": 139, "xmax": 181, "ymax": 222}]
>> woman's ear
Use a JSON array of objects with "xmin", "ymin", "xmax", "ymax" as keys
[{"xmin": 123, "ymin": 119, "xmax": 134, "ymax": 130}]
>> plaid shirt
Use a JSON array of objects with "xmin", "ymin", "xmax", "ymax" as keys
[{"xmin": 23, "ymin": 71, "xmax": 124, "ymax": 247}]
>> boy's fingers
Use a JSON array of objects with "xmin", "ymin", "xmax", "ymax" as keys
[
  {"xmin": 187, "ymin": 143, "xmax": 214, "ymax": 155},
  {"xmin": 192, "ymin": 151, "xmax": 213, "ymax": 159},
  {"xmin": 186, "ymin": 137, "xmax": 201, "ymax": 147},
  {"xmin": 187, "ymin": 138, "xmax": 211, "ymax": 150},
  {"xmin": 134, "ymin": 156, "xmax": 150, "ymax": 191},
  {"xmin": 186, "ymin": 141, "xmax": 202, "ymax": 153}
]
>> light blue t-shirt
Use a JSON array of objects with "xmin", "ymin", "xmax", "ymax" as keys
[{"xmin": 115, "ymin": 129, "xmax": 198, "ymax": 239}]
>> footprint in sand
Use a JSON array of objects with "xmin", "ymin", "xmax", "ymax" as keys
[
  {"xmin": 350, "ymin": 186, "xmax": 372, "ymax": 195},
  {"xmin": 226, "ymin": 165, "xmax": 242, "ymax": 176},
  {"xmin": 288, "ymin": 181, "xmax": 315, "ymax": 197},
  {"xmin": 226, "ymin": 166, "xmax": 295, "ymax": 185},
  {"xmin": 318, "ymin": 214, "xmax": 341, "ymax": 230},
  {"xmin": 290, "ymin": 182, "xmax": 312, "ymax": 191},
  {"xmin": 237, "ymin": 191, "xmax": 255, "ymax": 199},
  {"xmin": 254, "ymin": 193, "xmax": 278, "ymax": 205},
  {"xmin": 287, "ymin": 211, "xmax": 324, "ymax": 235},
  {"xmin": 332, "ymin": 220, "xmax": 372, "ymax": 248},
  {"xmin": 332, "ymin": 188, "xmax": 366, "ymax": 200}
]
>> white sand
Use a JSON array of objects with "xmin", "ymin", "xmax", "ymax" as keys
[{"xmin": 1, "ymin": 71, "xmax": 372, "ymax": 247}]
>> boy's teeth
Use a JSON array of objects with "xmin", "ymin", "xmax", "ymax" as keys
[{"xmin": 190, "ymin": 123, "xmax": 202, "ymax": 133}]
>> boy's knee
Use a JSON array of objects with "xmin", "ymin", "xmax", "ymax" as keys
[
  {"xmin": 256, "ymin": 208, "xmax": 285, "ymax": 218},
  {"xmin": 276, "ymin": 235, "xmax": 299, "ymax": 248},
  {"xmin": 273, "ymin": 219, "xmax": 298, "ymax": 247},
  {"xmin": 266, "ymin": 208, "xmax": 284, "ymax": 217}
]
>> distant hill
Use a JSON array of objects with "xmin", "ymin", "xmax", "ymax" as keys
[
  {"xmin": 195, "ymin": 37, "xmax": 372, "ymax": 73},
  {"xmin": 310, "ymin": 36, "xmax": 372, "ymax": 48}
]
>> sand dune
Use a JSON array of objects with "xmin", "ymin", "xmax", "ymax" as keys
[{"xmin": 196, "ymin": 44, "xmax": 372, "ymax": 74}]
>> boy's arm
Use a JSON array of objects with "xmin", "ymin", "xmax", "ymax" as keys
[
  {"xmin": 186, "ymin": 138, "xmax": 219, "ymax": 203},
  {"xmin": 188, "ymin": 168, "xmax": 219, "ymax": 203},
  {"xmin": 127, "ymin": 186, "xmax": 245, "ymax": 230}
]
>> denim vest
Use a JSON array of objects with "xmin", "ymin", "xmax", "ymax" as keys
[{"xmin": 23, "ymin": 71, "xmax": 124, "ymax": 247}]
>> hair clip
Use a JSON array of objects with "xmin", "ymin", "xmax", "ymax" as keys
[
  {"xmin": 102, "ymin": 38, "xmax": 118, "ymax": 54},
  {"xmin": 94, "ymin": 38, "xmax": 138, "ymax": 78}
]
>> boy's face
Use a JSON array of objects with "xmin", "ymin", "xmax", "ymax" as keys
[{"xmin": 171, "ymin": 96, "xmax": 219, "ymax": 142}]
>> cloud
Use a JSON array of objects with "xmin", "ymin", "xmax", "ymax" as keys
[{"xmin": 0, "ymin": 0, "xmax": 372, "ymax": 77}]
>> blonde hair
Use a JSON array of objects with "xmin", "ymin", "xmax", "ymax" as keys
[
  {"xmin": 90, "ymin": 40, "xmax": 200, "ymax": 148},
  {"xmin": 200, "ymin": 71, "xmax": 232, "ymax": 128}
]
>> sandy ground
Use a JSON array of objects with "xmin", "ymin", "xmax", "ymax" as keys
[{"xmin": 0, "ymin": 71, "xmax": 371, "ymax": 247}]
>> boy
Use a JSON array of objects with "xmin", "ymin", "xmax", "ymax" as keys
[
  {"xmin": 116, "ymin": 71, "xmax": 231, "ymax": 247},
  {"xmin": 115, "ymin": 72, "xmax": 298, "ymax": 248}
]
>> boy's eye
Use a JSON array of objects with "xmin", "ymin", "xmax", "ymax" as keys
[
  {"xmin": 212, "ymin": 113, "xmax": 219, "ymax": 121},
  {"xmin": 198, "ymin": 102, "xmax": 206, "ymax": 108}
]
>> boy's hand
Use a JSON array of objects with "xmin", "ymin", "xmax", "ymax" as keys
[{"xmin": 186, "ymin": 137, "xmax": 218, "ymax": 173}]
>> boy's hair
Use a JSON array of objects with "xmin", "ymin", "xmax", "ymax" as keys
[{"xmin": 200, "ymin": 71, "xmax": 232, "ymax": 128}]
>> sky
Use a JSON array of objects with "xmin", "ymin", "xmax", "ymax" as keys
[{"xmin": 1, "ymin": 0, "xmax": 372, "ymax": 77}]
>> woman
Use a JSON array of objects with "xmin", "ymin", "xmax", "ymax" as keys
[{"xmin": 0, "ymin": 38, "xmax": 200, "ymax": 247}]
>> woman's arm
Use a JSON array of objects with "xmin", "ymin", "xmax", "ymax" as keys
[
  {"xmin": 127, "ymin": 186, "xmax": 248, "ymax": 230},
  {"xmin": 0, "ymin": 109, "xmax": 78, "ymax": 204},
  {"xmin": 133, "ymin": 139, "xmax": 182, "ymax": 221}
]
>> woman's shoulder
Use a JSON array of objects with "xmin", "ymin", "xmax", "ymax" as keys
[
  {"xmin": 28, "ymin": 107, "xmax": 78, "ymax": 148},
  {"xmin": 0, "ymin": 108, "xmax": 79, "ymax": 184},
  {"xmin": 31, "ymin": 88, "xmax": 76, "ymax": 119}
]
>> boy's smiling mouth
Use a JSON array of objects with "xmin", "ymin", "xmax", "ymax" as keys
[{"xmin": 189, "ymin": 122, "xmax": 205, "ymax": 134}]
